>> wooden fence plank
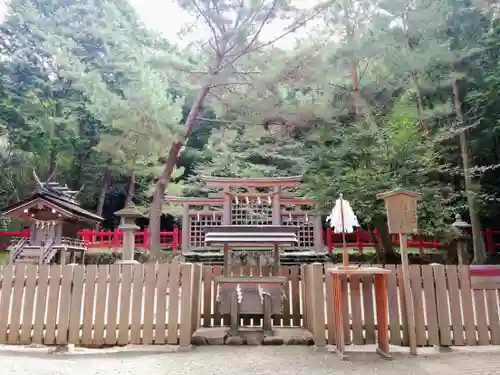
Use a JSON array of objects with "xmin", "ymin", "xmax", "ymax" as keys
[
  {"xmin": 350, "ymin": 275, "xmax": 363, "ymax": 345},
  {"xmin": 191, "ymin": 264, "xmax": 203, "ymax": 334},
  {"xmin": 458, "ymin": 265, "xmax": 477, "ymax": 345},
  {"xmin": 44, "ymin": 266, "xmax": 61, "ymax": 345},
  {"xmin": 410, "ymin": 266, "xmax": 426, "ymax": 346},
  {"xmin": 92, "ymin": 265, "xmax": 109, "ymax": 347},
  {"xmin": 20, "ymin": 265, "xmax": 37, "ymax": 344},
  {"xmin": 8, "ymin": 264, "xmax": 26, "ymax": 344},
  {"xmin": 212, "ymin": 266, "xmax": 222, "ymax": 326},
  {"xmin": 445, "ymin": 266, "xmax": 465, "ymax": 346},
  {"xmin": 179, "ymin": 263, "xmax": 194, "ymax": 347},
  {"xmin": 142, "ymin": 263, "xmax": 157, "ymax": 345},
  {"xmin": 154, "ymin": 263, "xmax": 169, "ymax": 344},
  {"xmin": 202, "ymin": 266, "xmax": 213, "ymax": 327},
  {"xmin": 473, "ymin": 288, "xmax": 490, "ymax": 345},
  {"xmin": 0, "ymin": 266, "xmax": 13, "ymax": 344},
  {"xmin": 385, "ymin": 265, "xmax": 401, "ymax": 345},
  {"xmin": 167, "ymin": 262, "xmax": 181, "ymax": 344},
  {"xmin": 281, "ymin": 266, "xmax": 291, "ymax": 327},
  {"xmin": 81, "ymin": 265, "xmax": 97, "ymax": 346},
  {"xmin": 362, "ymin": 274, "xmax": 376, "ymax": 344},
  {"xmin": 56, "ymin": 265, "xmax": 74, "ymax": 345},
  {"xmin": 433, "ymin": 265, "xmax": 452, "ymax": 346},
  {"xmin": 311, "ymin": 263, "xmax": 326, "ymax": 347},
  {"xmin": 324, "ymin": 263, "xmax": 335, "ymax": 345},
  {"xmin": 342, "ymin": 275, "xmax": 350, "ymax": 345},
  {"xmin": 396, "ymin": 266, "xmax": 409, "ymax": 346},
  {"xmin": 291, "ymin": 266, "xmax": 301, "ymax": 326},
  {"xmin": 68, "ymin": 266, "xmax": 85, "ymax": 344},
  {"xmin": 104, "ymin": 266, "xmax": 120, "ymax": 345},
  {"xmin": 485, "ymin": 289, "xmax": 500, "ymax": 344},
  {"xmin": 251, "ymin": 265, "xmax": 261, "ymax": 326},
  {"xmin": 130, "ymin": 265, "xmax": 144, "ymax": 344},
  {"xmin": 32, "ymin": 265, "xmax": 49, "ymax": 344},
  {"xmin": 117, "ymin": 265, "xmax": 133, "ymax": 345},
  {"xmin": 421, "ymin": 265, "xmax": 440, "ymax": 346}
]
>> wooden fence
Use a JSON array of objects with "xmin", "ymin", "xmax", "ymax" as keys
[
  {"xmin": 0, "ymin": 262, "xmax": 202, "ymax": 347},
  {"xmin": 200, "ymin": 264, "xmax": 500, "ymax": 347},
  {"xmin": 0, "ymin": 263, "xmax": 499, "ymax": 347}
]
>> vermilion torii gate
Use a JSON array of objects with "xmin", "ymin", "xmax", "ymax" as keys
[{"xmin": 164, "ymin": 175, "xmax": 324, "ymax": 253}]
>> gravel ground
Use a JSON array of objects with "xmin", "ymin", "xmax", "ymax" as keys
[
  {"xmin": 4, "ymin": 346, "xmax": 500, "ymax": 375},
  {"xmin": 0, "ymin": 346, "xmax": 431, "ymax": 375}
]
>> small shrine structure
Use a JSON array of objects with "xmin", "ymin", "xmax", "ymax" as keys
[
  {"xmin": 1, "ymin": 171, "xmax": 103, "ymax": 264},
  {"xmin": 165, "ymin": 175, "xmax": 323, "ymax": 253}
]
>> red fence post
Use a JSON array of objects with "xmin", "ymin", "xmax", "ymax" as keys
[
  {"xmin": 172, "ymin": 227, "xmax": 179, "ymax": 252},
  {"xmin": 355, "ymin": 228, "xmax": 363, "ymax": 255},
  {"xmin": 143, "ymin": 227, "xmax": 149, "ymax": 250},
  {"xmin": 326, "ymin": 227, "xmax": 333, "ymax": 253},
  {"xmin": 485, "ymin": 228, "xmax": 495, "ymax": 254},
  {"xmin": 113, "ymin": 227, "xmax": 121, "ymax": 247}
]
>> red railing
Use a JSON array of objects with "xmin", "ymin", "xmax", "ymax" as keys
[
  {"xmin": 0, "ymin": 228, "xmax": 30, "ymax": 249},
  {"xmin": 324, "ymin": 227, "xmax": 500, "ymax": 255},
  {"xmin": 76, "ymin": 227, "xmax": 180, "ymax": 252},
  {"xmin": 2, "ymin": 227, "xmax": 500, "ymax": 255}
]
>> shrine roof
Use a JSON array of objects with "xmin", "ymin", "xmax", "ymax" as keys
[
  {"xmin": 1, "ymin": 172, "xmax": 103, "ymax": 223},
  {"xmin": 200, "ymin": 175, "xmax": 302, "ymax": 188}
]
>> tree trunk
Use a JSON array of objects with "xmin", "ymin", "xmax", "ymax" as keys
[
  {"xmin": 48, "ymin": 149, "xmax": 57, "ymax": 180},
  {"xmin": 94, "ymin": 167, "xmax": 110, "ymax": 233},
  {"xmin": 125, "ymin": 170, "xmax": 136, "ymax": 206},
  {"xmin": 411, "ymin": 70, "xmax": 429, "ymax": 132},
  {"xmin": 451, "ymin": 77, "xmax": 486, "ymax": 264},
  {"xmin": 374, "ymin": 217, "xmax": 397, "ymax": 264},
  {"xmin": 148, "ymin": 84, "xmax": 211, "ymax": 258}
]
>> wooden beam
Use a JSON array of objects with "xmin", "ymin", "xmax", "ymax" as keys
[
  {"xmin": 201, "ymin": 175, "xmax": 302, "ymax": 188},
  {"xmin": 164, "ymin": 196, "xmax": 224, "ymax": 205}
]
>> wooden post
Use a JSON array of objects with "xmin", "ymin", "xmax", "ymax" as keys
[
  {"xmin": 272, "ymin": 186, "xmax": 281, "ymax": 225},
  {"xmin": 262, "ymin": 294, "xmax": 272, "ymax": 335},
  {"xmin": 400, "ymin": 234, "xmax": 417, "ymax": 356},
  {"xmin": 223, "ymin": 243, "xmax": 230, "ymax": 277},
  {"xmin": 314, "ymin": 215, "xmax": 323, "ymax": 253},
  {"xmin": 223, "ymin": 186, "xmax": 231, "ymax": 225},
  {"xmin": 272, "ymin": 244, "xmax": 280, "ymax": 275},
  {"xmin": 181, "ymin": 204, "xmax": 189, "ymax": 253}
]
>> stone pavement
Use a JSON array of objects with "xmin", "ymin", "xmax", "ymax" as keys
[{"xmin": 2, "ymin": 345, "xmax": 500, "ymax": 375}]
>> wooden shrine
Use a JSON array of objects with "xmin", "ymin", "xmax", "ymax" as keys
[
  {"xmin": 165, "ymin": 175, "xmax": 323, "ymax": 253},
  {"xmin": 205, "ymin": 225, "xmax": 298, "ymax": 339},
  {"xmin": 1, "ymin": 171, "xmax": 103, "ymax": 264}
]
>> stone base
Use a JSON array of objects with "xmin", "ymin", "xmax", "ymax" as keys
[
  {"xmin": 191, "ymin": 327, "xmax": 314, "ymax": 346},
  {"xmin": 115, "ymin": 260, "xmax": 140, "ymax": 265}
]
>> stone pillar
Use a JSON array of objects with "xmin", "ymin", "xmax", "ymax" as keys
[{"xmin": 114, "ymin": 202, "xmax": 144, "ymax": 264}]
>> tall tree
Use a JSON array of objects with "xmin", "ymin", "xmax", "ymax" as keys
[{"xmin": 148, "ymin": 0, "xmax": 335, "ymax": 257}]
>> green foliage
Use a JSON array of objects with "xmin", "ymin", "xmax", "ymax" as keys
[{"xmin": 303, "ymin": 112, "xmax": 456, "ymax": 232}]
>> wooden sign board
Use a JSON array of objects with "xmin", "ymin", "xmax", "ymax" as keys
[
  {"xmin": 376, "ymin": 189, "xmax": 422, "ymax": 234},
  {"xmin": 469, "ymin": 266, "xmax": 500, "ymax": 290}
]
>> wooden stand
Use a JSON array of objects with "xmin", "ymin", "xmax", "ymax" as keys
[{"xmin": 329, "ymin": 267, "xmax": 392, "ymax": 360}]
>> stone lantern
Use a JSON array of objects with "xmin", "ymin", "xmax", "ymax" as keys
[
  {"xmin": 114, "ymin": 201, "xmax": 144, "ymax": 264},
  {"xmin": 451, "ymin": 213, "xmax": 471, "ymax": 265}
]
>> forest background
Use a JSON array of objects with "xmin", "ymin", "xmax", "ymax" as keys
[{"xmin": 1, "ymin": 0, "xmax": 500, "ymax": 263}]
